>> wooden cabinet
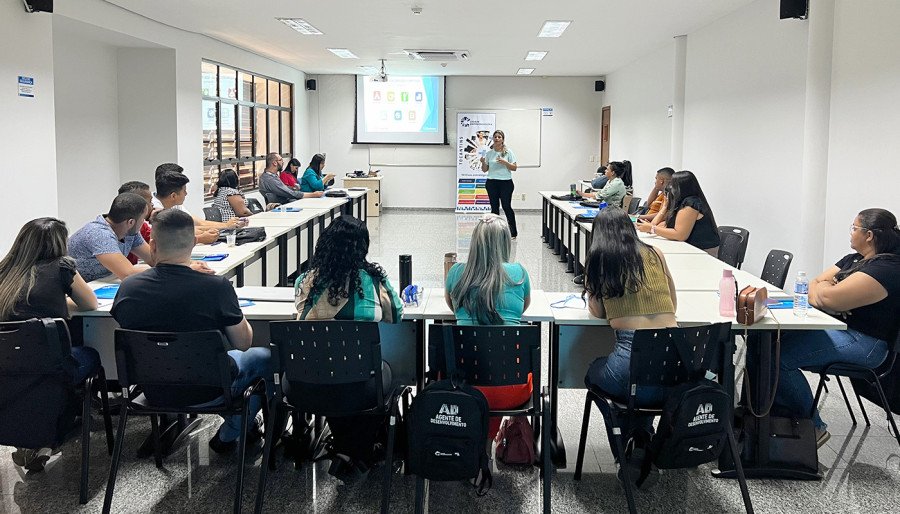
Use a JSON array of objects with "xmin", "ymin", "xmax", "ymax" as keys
[{"xmin": 342, "ymin": 176, "xmax": 383, "ymax": 217}]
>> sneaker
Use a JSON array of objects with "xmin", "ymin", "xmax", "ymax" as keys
[
  {"xmin": 327, "ymin": 453, "xmax": 370, "ymax": 484},
  {"xmin": 816, "ymin": 428, "xmax": 831, "ymax": 448},
  {"xmin": 24, "ymin": 448, "xmax": 54, "ymax": 472},
  {"xmin": 511, "ymin": 236, "xmax": 518, "ymax": 242},
  {"xmin": 208, "ymin": 417, "xmax": 265, "ymax": 455},
  {"xmin": 573, "ymin": 274, "xmax": 584, "ymax": 285},
  {"xmin": 11, "ymin": 448, "xmax": 34, "ymax": 468}
]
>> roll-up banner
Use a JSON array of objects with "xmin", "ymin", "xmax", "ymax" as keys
[{"xmin": 455, "ymin": 113, "xmax": 495, "ymax": 213}]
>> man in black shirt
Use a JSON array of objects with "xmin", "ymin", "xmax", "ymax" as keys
[{"xmin": 111, "ymin": 209, "xmax": 270, "ymax": 453}]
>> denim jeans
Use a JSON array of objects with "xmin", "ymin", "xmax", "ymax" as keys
[
  {"xmin": 746, "ymin": 328, "xmax": 888, "ymax": 430},
  {"xmin": 218, "ymin": 347, "xmax": 272, "ymax": 442},
  {"xmin": 70, "ymin": 346, "xmax": 101, "ymax": 385},
  {"xmin": 584, "ymin": 330, "xmax": 668, "ymax": 454}
]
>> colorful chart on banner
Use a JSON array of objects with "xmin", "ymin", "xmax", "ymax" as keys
[{"xmin": 455, "ymin": 112, "xmax": 495, "ymax": 213}]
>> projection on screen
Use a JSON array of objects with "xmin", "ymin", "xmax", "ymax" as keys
[{"xmin": 354, "ymin": 75, "xmax": 447, "ymax": 144}]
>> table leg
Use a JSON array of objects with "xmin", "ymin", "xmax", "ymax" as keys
[
  {"xmin": 236, "ymin": 265, "xmax": 244, "ymax": 287},
  {"xmin": 574, "ymin": 224, "xmax": 583, "ymax": 276},
  {"xmin": 565, "ymin": 215, "xmax": 575, "ymax": 271},
  {"xmin": 278, "ymin": 234, "xmax": 288, "ymax": 286},
  {"xmin": 415, "ymin": 319, "xmax": 426, "ymax": 393},
  {"xmin": 549, "ymin": 322, "xmax": 567, "ymax": 467},
  {"xmin": 542, "ymin": 198, "xmax": 548, "ymax": 242}
]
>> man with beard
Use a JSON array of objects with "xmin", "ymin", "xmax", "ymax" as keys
[{"xmin": 67, "ymin": 192, "xmax": 158, "ymax": 281}]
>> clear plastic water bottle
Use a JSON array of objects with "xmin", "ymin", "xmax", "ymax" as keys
[{"xmin": 793, "ymin": 271, "xmax": 809, "ymax": 318}]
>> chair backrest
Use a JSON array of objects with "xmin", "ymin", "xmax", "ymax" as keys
[
  {"xmin": 427, "ymin": 324, "xmax": 541, "ymax": 389},
  {"xmin": 628, "ymin": 323, "xmax": 732, "ymax": 393},
  {"xmin": 717, "ymin": 232, "xmax": 744, "ymax": 268},
  {"xmin": 203, "ymin": 206, "xmax": 223, "ymax": 222},
  {"xmin": 621, "ymin": 193, "xmax": 633, "ymax": 210},
  {"xmin": 628, "ymin": 196, "xmax": 642, "ymax": 214},
  {"xmin": 262, "ymin": 191, "xmax": 279, "ymax": 205},
  {"xmin": 247, "ymin": 197, "xmax": 264, "ymax": 214},
  {"xmin": 0, "ymin": 318, "xmax": 76, "ymax": 448},
  {"xmin": 717, "ymin": 226, "xmax": 750, "ymax": 268},
  {"xmin": 760, "ymin": 249, "xmax": 794, "ymax": 289},
  {"xmin": 114, "ymin": 329, "xmax": 234, "ymax": 408},
  {"xmin": 269, "ymin": 320, "xmax": 385, "ymax": 416}
]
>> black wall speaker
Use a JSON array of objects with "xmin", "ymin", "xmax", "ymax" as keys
[
  {"xmin": 23, "ymin": 0, "xmax": 53, "ymax": 13},
  {"xmin": 780, "ymin": 0, "xmax": 808, "ymax": 19},
  {"xmin": 305, "ymin": 79, "xmax": 317, "ymax": 91},
  {"xmin": 595, "ymin": 80, "xmax": 605, "ymax": 92}
]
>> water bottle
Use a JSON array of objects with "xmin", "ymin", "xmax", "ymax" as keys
[
  {"xmin": 570, "ymin": 183, "xmax": 577, "ymax": 197},
  {"xmin": 599, "ymin": 201, "xmax": 608, "ymax": 210},
  {"xmin": 399, "ymin": 255, "xmax": 412, "ymax": 291},
  {"xmin": 793, "ymin": 271, "xmax": 809, "ymax": 318},
  {"xmin": 719, "ymin": 269, "xmax": 737, "ymax": 317}
]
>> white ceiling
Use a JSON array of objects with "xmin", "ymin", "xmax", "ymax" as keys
[{"xmin": 105, "ymin": 0, "xmax": 756, "ymax": 76}]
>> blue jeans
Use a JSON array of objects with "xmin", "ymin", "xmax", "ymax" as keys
[
  {"xmin": 218, "ymin": 347, "xmax": 272, "ymax": 442},
  {"xmin": 746, "ymin": 328, "xmax": 888, "ymax": 430},
  {"xmin": 71, "ymin": 346, "xmax": 101, "ymax": 385},
  {"xmin": 585, "ymin": 330, "xmax": 668, "ymax": 454}
]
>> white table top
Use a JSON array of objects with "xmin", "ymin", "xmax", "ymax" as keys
[
  {"xmin": 546, "ymin": 291, "xmax": 846, "ymax": 331},
  {"xmin": 282, "ymin": 196, "xmax": 348, "ymax": 211},
  {"xmin": 422, "ymin": 289, "xmax": 554, "ymax": 323}
]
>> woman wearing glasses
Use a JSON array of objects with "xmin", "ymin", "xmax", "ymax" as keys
[
  {"xmin": 582, "ymin": 207, "xmax": 678, "ymax": 487},
  {"xmin": 748, "ymin": 208, "xmax": 900, "ymax": 448}
]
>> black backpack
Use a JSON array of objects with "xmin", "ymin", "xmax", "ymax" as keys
[
  {"xmin": 217, "ymin": 227, "xmax": 267, "ymax": 245},
  {"xmin": 407, "ymin": 326, "xmax": 492, "ymax": 493},
  {"xmin": 646, "ymin": 379, "xmax": 731, "ymax": 471}
]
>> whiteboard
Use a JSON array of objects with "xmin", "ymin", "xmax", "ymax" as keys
[{"xmin": 368, "ymin": 108, "xmax": 542, "ymax": 168}]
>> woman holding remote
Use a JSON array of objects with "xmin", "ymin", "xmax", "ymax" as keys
[{"xmin": 480, "ymin": 130, "xmax": 519, "ymax": 240}]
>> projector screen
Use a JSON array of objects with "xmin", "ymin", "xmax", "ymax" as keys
[{"xmin": 354, "ymin": 75, "xmax": 447, "ymax": 145}]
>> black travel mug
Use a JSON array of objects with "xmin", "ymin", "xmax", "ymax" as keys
[{"xmin": 399, "ymin": 255, "xmax": 412, "ymax": 291}]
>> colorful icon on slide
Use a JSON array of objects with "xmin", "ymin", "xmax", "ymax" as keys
[
  {"xmin": 373, "ymin": 91, "xmax": 381, "ymax": 101},
  {"xmin": 387, "ymin": 91, "xmax": 395, "ymax": 102},
  {"xmin": 408, "ymin": 111, "xmax": 416, "ymax": 121},
  {"xmin": 415, "ymin": 91, "xmax": 423, "ymax": 102},
  {"xmin": 394, "ymin": 110, "xmax": 403, "ymax": 120},
  {"xmin": 401, "ymin": 92, "xmax": 409, "ymax": 102}
]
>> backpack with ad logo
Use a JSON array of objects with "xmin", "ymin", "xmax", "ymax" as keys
[
  {"xmin": 495, "ymin": 416, "xmax": 535, "ymax": 466},
  {"xmin": 407, "ymin": 326, "xmax": 492, "ymax": 493},
  {"xmin": 647, "ymin": 379, "xmax": 731, "ymax": 471}
]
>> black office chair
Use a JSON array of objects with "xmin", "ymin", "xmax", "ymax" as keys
[
  {"xmin": 424, "ymin": 324, "xmax": 552, "ymax": 514},
  {"xmin": 717, "ymin": 232, "xmax": 745, "ymax": 268},
  {"xmin": 760, "ymin": 249, "xmax": 793, "ymax": 289},
  {"xmin": 812, "ymin": 331, "xmax": 900, "ymax": 449},
  {"xmin": 204, "ymin": 206, "xmax": 223, "ymax": 222},
  {"xmin": 103, "ymin": 329, "xmax": 267, "ymax": 514},
  {"xmin": 255, "ymin": 321, "xmax": 411, "ymax": 514},
  {"xmin": 717, "ymin": 226, "xmax": 750, "ymax": 269},
  {"xmin": 247, "ymin": 198, "xmax": 264, "ymax": 214},
  {"xmin": 0, "ymin": 318, "xmax": 114, "ymax": 504},
  {"xmin": 573, "ymin": 323, "xmax": 752, "ymax": 514},
  {"xmin": 628, "ymin": 197, "xmax": 642, "ymax": 215}
]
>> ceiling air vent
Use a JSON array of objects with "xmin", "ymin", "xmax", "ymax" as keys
[{"xmin": 405, "ymin": 50, "xmax": 469, "ymax": 61}]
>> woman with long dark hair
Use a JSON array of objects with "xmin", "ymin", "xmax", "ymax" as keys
[
  {"xmin": 280, "ymin": 157, "xmax": 303, "ymax": 190},
  {"xmin": 582, "ymin": 207, "xmax": 677, "ymax": 485},
  {"xmin": 480, "ymin": 130, "xmax": 519, "ymax": 239},
  {"xmin": 749, "ymin": 208, "xmax": 900, "ymax": 447},
  {"xmin": 0, "ymin": 218, "xmax": 99, "ymax": 471},
  {"xmin": 300, "ymin": 153, "xmax": 336, "ymax": 193},
  {"xmin": 292, "ymin": 216, "xmax": 402, "ymax": 480},
  {"xmin": 580, "ymin": 160, "xmax": 632, "ymax": 208},
  {"xmin": 213, "ymin": 169, "xmax": 254, "ymax": 219},
  {"xmin": 637, "ymin": 170, "xmax": 720, "ymax": 256}
]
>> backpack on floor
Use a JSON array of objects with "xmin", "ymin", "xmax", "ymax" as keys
[
  {"xmin": 495, "ymin": 416, "xmax": 535, "ymax": 466},
  {"xmin": 646, "ymin": 379, "xmax": 730, "ymax": 471},
  {"xmin": 407, "ymin": 326, "xmax": 492, "ymax": 493}
]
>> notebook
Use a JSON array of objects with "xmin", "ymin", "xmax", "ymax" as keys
[{"xmin": 93, "ymin": 284, "xmax": 120, "ymax": 299}]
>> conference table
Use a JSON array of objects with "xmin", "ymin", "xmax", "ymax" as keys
[{"xmin": 539, "ymin": 189, "xmax": 845, "ymax": 479}]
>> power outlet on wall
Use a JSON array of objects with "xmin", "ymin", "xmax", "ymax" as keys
[{"xmin": 520, "ymin": 193, "xmax": 526, "ymax": 201}]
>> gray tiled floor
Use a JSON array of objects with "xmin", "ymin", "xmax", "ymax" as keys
[{"xmin": 2, "ymin": 210, "xmax": 899, "ymax": 513}]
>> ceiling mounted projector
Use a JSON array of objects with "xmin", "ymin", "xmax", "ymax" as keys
[{"xmin": 372, "ymin": 59, "xmax": 389, "ymax": 82}]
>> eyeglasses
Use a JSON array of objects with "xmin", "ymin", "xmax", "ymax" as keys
[{"xmin": 850, "ymin": 225, "xmax": 869, "ymax": 234}]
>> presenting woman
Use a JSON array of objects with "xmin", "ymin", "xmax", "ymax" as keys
[
  {"xmin": 0, "ymin": 218, "xmax": 100, "ymax": 471},
  {"xmin": 480, "ymin": 130, "xmax": 519, "ymax": 239},
  {"xmin": 748, "ymin": 208, "xmax": 900, "ymax": 447},
  {"xmin": 637, "ymin": 170, "xmax": 720, "ymax": 256},
  {"xmin": 300, "ymin": 153, "xmax": 336, "ymax": 193}
]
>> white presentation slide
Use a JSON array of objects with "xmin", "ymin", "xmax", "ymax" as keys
[{"xmin": 354, "ymin": 75, "xmax": 446, "ymax": 144}]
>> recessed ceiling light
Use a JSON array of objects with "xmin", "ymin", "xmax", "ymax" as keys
[
  {"xmin": 276, "ymin": 18, "xmax": 323, "ymax": 35},
  {"xmin": 517, "ymin": 68, "xmax": 535, "ymax": 75},
  {"xmin": 538, "ymin": 20, "xmax": 571, "ymax": 38},
  {"xmin": 525, "ymin": 51, "xmax": 548, "ymax": 61},
  {"xmin": 327, "ymin": 48, "xmax": 359, "ymax": 59}
]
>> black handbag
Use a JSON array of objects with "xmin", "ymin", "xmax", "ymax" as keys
[
  {"xmin": 217, "ymin": 227, "xmax": 267, "ymax": 245},
  {"xmin": 325, "ymin": 189, "xmax": 348, "ymax": 197}
]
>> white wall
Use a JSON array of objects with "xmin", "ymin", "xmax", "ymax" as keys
[
  {"xmin": 682, "ymin": 0, "xmax": 808, "ymax": 275},
  {"xmin": 308, "ymin": 75, "xmax": 602, "ymax": 209},
  {"xmin": 0, "ymin": 3, "xmax": 58, "ymax": 255},
  {"xmin": 117, "ymin": 48, "xmax": 178, "ymax": 185},
  {"xmin": 53, "ymin": 0, "xmax": 308, "ymax": 215},
  {"xmin": 53, "ymin": 24, "xmax": 122, "ymax": 230},
  {"xmin": 604, "ymin": 42, "xmax": 676, "ymax": 195},
  {"xmin": 824, "ymin": 0, "xmax": 900, "ymax": 261}
]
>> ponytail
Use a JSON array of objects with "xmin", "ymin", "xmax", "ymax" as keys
[{"xmin": 835, "ymin": 208, "xmax": 900, "ymax": 282}]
